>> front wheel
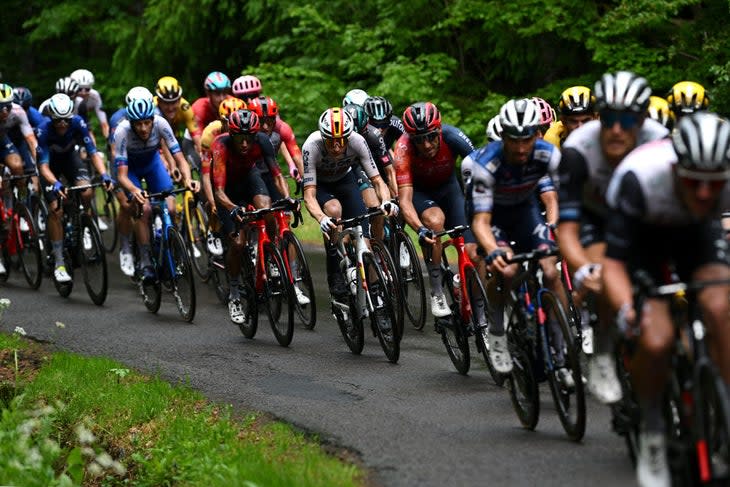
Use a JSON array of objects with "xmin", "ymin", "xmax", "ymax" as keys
[
  {"xmin": 507, "ymin": 312, "xmax": 540, "ymax": 430},
  {"xmin": 186, "ymin": 199, "xmax": 211, "ymax": 281},
  {"xmin": 281, "ymin": 231, "xmax": 316, "ymax": 330},
  {"xmin": 94, "ymin": 187, "xmax": 118, "ymax": 253},
  {"xmin": 439, "ymin": 268, "xmax": 470, "ymax": 374},
  {"xmin": 79, "ymin": 214, "xmax": 108, "ymax": 305},
  {"xmin": 15, "ymin": 203, "xmax": 42, "ymax": 289},
  {"xmin": 698, "ymin": 364, "xmax": 730, "ymax": 483},
  {"xmin": 334, "ymin": 290, "xmax": 364, "ymax": 355},
  {"xmin": 364, "ymin": 252, "xmax": 400, "ymax": 363},
  {"xmin": 263, "ymin": 242, "xmax": 294, "ymax": 347},
  {"xmin": 395, "ymin": 230, "xmax": 427, "ymax": 331},
  {"xmin": 371, "ymin": 239, "xmax": 403, "ymax": 341},
  {"xmin": 167, "ymin": 227, "xmax": 196, "ymax": 322}
]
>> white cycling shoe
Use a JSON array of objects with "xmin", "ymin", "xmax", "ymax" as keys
[
  {"xmin": 636, "ymin": 431, "xmax": 670, "ymax": 487},
  {"xmin": 588, "ymin": 353, "xmax": 623, "ymax": 404},
  {"xmin": 54, "ymin": 265, "xmax": 72, "ymax": 283},
  {"xmin": 430, "ymin": 292, "xmax": 451, "ymax": 318},
  {"xmin": 488, "ymin": 332, "xmax": 513, "ymax": 374},
  {"xmin": 294, "ymin": 286, "xmax": 310, "ymax": 306},
  {"xmin": 119, "ymin": 250, "xmax": 135, "ymax": 277},
  {"xmin": 228, "ymin": 299, "xmax": 246, "ymax": 324}
]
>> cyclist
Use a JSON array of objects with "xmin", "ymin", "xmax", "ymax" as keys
[
  {"xmin": 232, "ymin": 75, "xmax": 262, "ymax": 103},
  {"xmin": 154, "ymin": 76, "xmax": 203, "ymax": 172},
  {"xmin": 12, "ymin": 87, "xmax": 44, "ymax": 131},
  {"xmin": 70, "ymin": 69, "xmax": 109, "ymax": 140},
  {"xmin": 192, "ymin": 71, "xmax": 231, "ymax": 133},
  {"xmin": 603, "ymin": 111, "xmax": 730, "ymax": 487},
  {"xmin": 544, "ymin": 86, "xmax": 596, "ymax": 149},
  {"xmin": 302, "ymin": 107, "xmax": 395, "ymax": 300},
  {"xmin": 363, "ymin": 95, "xmax": 405, "ymax": 150},
  {"xmin": 210, "ymin": 109, "xmax": 290, "ymax": 323},
  {"xmin": 37, "ymin": 93, "xmax": 113, "ymax": 283},
  {"xmin": 532, "ymin": 96, "xmax": 556, "ymax": 138},
  {"xmin": 0, "ymin": 84, "xmax": 37, "ymax": 176},
  {"xmin": 115, "ymin": 93, "xmax": 198, "ymax": 283},
  {"xmin": 394, "ymin": 101, "xmax": 475, "ymax": 318},
  {"xmin": 485, "ymin": 115, "xmax": 502, "ymax": 143},
  {"xmin": 666, "ymin": 80, "xmax": 709, "ymax": 121},
  {"xmin": 647, "ymin": 96, "xmax": 675, "ymax": 132},
  {"xmin": 556, "ymin": 71, "xmax": 668, "ymax": 404},
  {"xmin": 342, "ymin": 88, "xmax": 369, "ymax": 107},
  {"xmin": 465, "ymin": 98, "xmax": 562, "ymax": 375}
]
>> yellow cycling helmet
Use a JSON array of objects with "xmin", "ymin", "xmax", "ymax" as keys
[
  {"xmin": 0, "ymin": 83, "xmax": 14, "ymax": 104},
  {"xmin": 218, "ymin": 97, "xmax": 247, "ymax": 119},
  {"xmin": 155, "ymin": 76, "xmax": 183, "ymax": 102},
  {"xmin": 666, "ymin": 81, "xmax": 709, "ymax": 115},
  {"xmin": 558, "ymin": 86, "xmax": 596, "ymax": 115},
  {"xmin": 647, "ymin": 96, "xmax": 676, "ymax": 131}
]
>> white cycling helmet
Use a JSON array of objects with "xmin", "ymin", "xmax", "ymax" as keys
[
  {"xmin": 673, "ymin": 112, "xmax": 730, "ymax": 174},
  {"xmin": 70, "ymin": 69, "xmax": 95, "ymax": 88},
  {"xmin": 342, "ymin": 89, "xmax": 369, "ymax": 107},
  {"xmin": 594, "ymin": 71, "xmax": 651, "ymax": 113},
  {"xmin": 125, "ymin": 86, "xmax": 154, "ymax": 106},
  {"xmin": 318, "ymin": 107, "xmax": 354, "ymax": 139},
  {"xmin": 486, "ymin": 115, "xmax": 503, "ymax": 142},
  {"xmin": 48, "ymin": 93, "xmax": 75, "ymax": 119},
  {"xmin": 498, "ymin": 98, "xmax": 540, "ymax": 139}
]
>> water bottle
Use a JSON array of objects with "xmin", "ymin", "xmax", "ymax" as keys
[
  {"xmin": 153, "ymin": 215, "xmax": 163, "ymax": 240},
  {"xmin": 452, "ymin": 274, "xmax": 461, "ymax": 303},
  {"xmin": 399, "ymin": 242, "xmax": 410, "ymax": 269},
  {"xmin": 347, "ymin": 266, "xmax": 358, "ymax": 295}
]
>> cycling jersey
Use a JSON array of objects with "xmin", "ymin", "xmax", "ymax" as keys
[
  {"xmin": 37, "ymin": 115, "xmax": 97, "ymax": 164},
  {"xmin": 273, "ymin": 118, "xmax": 301, "ymax": 159},
  {"xmin": 107, "ymin": 107, "xmax": 127, "ymax": 145},
  {"xmin": 558, "ymin": 119, "xmax": 668, "ymax": 224},
  {"xmin": 372, "ymin": 115, "xmax": 405, "ymax": 148},
  {"xmin": 301, "ymin": 131, "xmax": 378, "ymax": 186},
  {"xmin": 0, "ymin": 103, "xmax": 34, "ymax": 140},
  {"xmin": 543, "ymin": 121, "xmax": 567, "ymax": 148},
  {"xmin": 154, "ymin": 96, "xmax": 201, "ymax": 139},
  {"xmin": 361, "ymin": 125, "xmax": 391, "ymax": 170},
  {"xmin": 26, "ymin": 107, "xmax": 46, "ymax": 130},
  {"xmin": 113, "ymin": 115, "xmax": 180, "ymax": 170},
  {"xmin": 211, "ymin": 132, "xmax": 279, "ymax": 191},
  {"xmin": 191, "ymin": 97, "xmax": 221, "ymax": 136},
  {"xmin": 394, "ymin": 124, "xmax": 474, "ymax": 191},
  {"xmin": 74, "ymin": 89, "xmax": 108, "ymax": 127}
]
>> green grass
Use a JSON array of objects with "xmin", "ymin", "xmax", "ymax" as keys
[{"xmin": 0, "ymin": 336, "xmax": 366, "ymax": 487}]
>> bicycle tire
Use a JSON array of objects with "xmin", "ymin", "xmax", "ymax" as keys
[
  {"xmin": 507, "ymin": 311, "xmax": 540, "ymax": 430},
  {"xmin": 363, "ymin": 252, "xmax": 400, "ymax": 363},
  {"xmin": 237, "ymin": 254, "xmax": 259, "ymax": 339},
  {"xmin": 210, "ymin": 256, "xmax": 229, "ymax": 304},
  {"xmin": 439, "ymin": 267, "xmax": 470, "ymax": 375},
  {"xmin": 464, "ymin": 266, "xmax": 503, "ymax": 385},
  {"xmin": 187, "ymin": 199, "xmax": 211, "ymax": 281},
  {"xmin": 698, "ymin": 363, "xmax": 730, "ymax": 483},
  {"xmin": 541, "ymin": 290, "xmax": 586, "ymax": 441},
  {"xmin": 395, "ymin": 229, "xmax": 427, "ymax": 331},
  {"xmin": 94, "ymin": 186, "xmax": 118, "ymax": 253},
  {"xmin": 167, "ymin": 226, "xmax": 196, "ymax": 322},
  {"xmin": 79, "ymin": 214, "xmax": 108, "ymax": 306},
  {"xmin": 612, "ymin": 342, "xmax": 641, "ymax": 466},
  {"xmin": 334, "ymin": 291, "xmax": 365, "ymax": 355},
  {"xmin": 263, "ymin": 242, "xmax": 295, "ymax": 346},
  {"xmin": 281, "ymin": 231, "xmax": 316, "ymax": 330},
  {"xmin": 32, "ymin": 197, "xmax": 51, "ymax": 277},
  {"xmin": 14, "ymin": 203, "xmax": 42, "ymax": 289},
  {"xmin": 371, "ymin": 239, "xmax": 404, "ymax": 341}
]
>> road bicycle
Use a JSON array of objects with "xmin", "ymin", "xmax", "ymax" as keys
[
  {"xmin": 330, "ymin": 207, "xmax": 400, "ymax": 363},
  {"xmin": 91, "ymin": 176, "xmax": 118, "ymax": 253},
  {"xmin": 232, "ymin": 202, "xmax": 296, "ymax": 347},
  {"xmin": 136, "ymin": 188, "xmax": 196, "ymax": 322},
  {"xmin": 502, "ymin": 247, "xmax": 586, "ymax": 441},
  {"xmin": 44, "ymin": 183, "xmax": 108, "ymax": 305},
  {"xmin": 427, "ymin": 225, "xmax": 496, "ymax": 380},
  {"xmin": 175, "ymin": 188, "xmax": 209, "ymax": 281},
  {"xmin": 0, "ymin": 173, "xmax": 42, "ymax": 289}
]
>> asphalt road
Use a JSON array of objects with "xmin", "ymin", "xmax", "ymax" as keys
[{"xmin": 1, "ymin": 248, "xmax": 637, "ymax": 487}]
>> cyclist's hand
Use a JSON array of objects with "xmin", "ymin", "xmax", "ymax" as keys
[
  {"xmin": 574, "ymin": 263, "xmax": 602, "ymax": 293},
  {"xmin": 285, "ymin": 197, "xmax": 300, "ymax": 213},
  {"xmin": 51, "ymin": 181, "xmax": 67, "ymax": 200},
  {"xmin": 290, "ymin": 166, "xmax": 302, "ymax": 183},
  {"xmin": 186, "ymin": 179, "xmax": 200, "ymax": 193},
  {"xmin": 319, "ymin": 215, "xmax": 336, "ymax": 238},
  {"xmin": 417, "ymin": 226, "xmax": 434, "ymax": 245},
  {"xmin": 132, "ymin": 190, "xmax": 147, "ymax": 206},
  {"xmin": 101, "ymin": 173, "xmax": 114, "ymax": 191},
  {"xmin": 616, "ymin": 302, "xmax": 638, "ymax": 339},
  {"xmin": 171, "ymin": 167, "xmax": 182, "ymax": 182},
  {"xmin": 230, "ymin": 205, "xmax": 244, "ymax": 223},
  {"xmin": 486, "ymin": 248, "xmax": 509, "ymax": 273},
  {"xmin": 380, "ymin": 200, "xmax": 399, "ymax": 217}
]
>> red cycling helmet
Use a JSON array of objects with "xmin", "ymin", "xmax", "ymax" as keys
[
  {"xmin": 247, "ymin": 95, "xmax": 279, "ymax": 118},
  {"xmin": 402, "ymin": 102, "xmax": 441, "ymax": 134},
  {"xmin": 227, "ymin": 109, "xmax": 260, "ymax": 135}
]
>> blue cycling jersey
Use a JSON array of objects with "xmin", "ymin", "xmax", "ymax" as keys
[{"xmin": 37, "ymin": 115, "xmax": 97, "ymax": 165}]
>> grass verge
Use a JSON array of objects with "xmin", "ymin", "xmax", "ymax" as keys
[{"xmin": 0, "ymin": 333, "xmax": 368, "ymax": 487}]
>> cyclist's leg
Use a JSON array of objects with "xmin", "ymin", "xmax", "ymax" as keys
[
  {"xmin": 43, "ymin": 158, "xmax": 70, "ymax": 280},
  {"xmin": 354, "ymin": 165, "xmax": 383, "ymax": 241}
]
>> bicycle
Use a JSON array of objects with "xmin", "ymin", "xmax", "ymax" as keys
[
  {"xmin": 626, "ymin": 272, "xmax": 730, "ymax": 485},
  {"xmin": 501, "ymin": 246, "xmax": 586, "ymax": 441},
  {"xmin": 232, "ymin": 202, "xmax": 296, "ymax": 347},
  {"xmin": 427, "ymin": 225, "xmax": 496, "ymax": 379},
  {"xmin": 330, "ymin": 207, "xmax": 400, "ymax": 363},
  {"xmin": 44, "ymin": 182, "xmax": 108, "ymax": 305},
  {"xmin": 176, "ymin": 188, "xmax": 209, "ymax": 281},
  {"xmin": 136, "ymin": 188, "xmax": 196, "ymax": 322},
  {"xmin": 383, "ymin": 210, "xmax": 426, "ymax": 331},
  {"xmin": 0, "ymin": 173, "xmax": 42, "ymax": 289}
]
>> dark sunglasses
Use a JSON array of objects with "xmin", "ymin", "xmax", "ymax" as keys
[
  {"xmin": 679, "ymin": 176, "xmax": 727, "ymax": 192},
  {"xmin": 51, "ymin": 117, "xmax": 72, "ymax": 125},
  {"xmin": 600, "ymin": 111, "xmax": 641, "ymax": 130},
  {"xmin": 232, "ymin": 133, "xmax": 255, "ymax": 143},
  {"xmin": 411, "ymin": 131, "xmax": 440, "ymax": 145},
  {"xmin": 369, "ymin": 118, "xmax": 390, "ymax": 129},
  {"xmin": 0, "ymin": 103, "xmax": 12, "ymax": 113},
  {"xmin": 324, "ymin": 137, "xmax": 347, "ymax": 151},
  {"xmin": 78, "ymin": 87, "xmax": 91, "ymax": 93},
  {"xmin": 261, "ymin": 116, "xmax": 276, "ymax": 126}
]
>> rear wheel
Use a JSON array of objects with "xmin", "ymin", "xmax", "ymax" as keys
[
  {"xmin": 167, "ymin": 227, "xmax": 196, "ymax": 322},
  {"xmin": 542, "ymin": 290, "xmax": 586, "ymax": 441},
  {"xmin": 79, "ymin": 214, "xmax": 108, "ymax": 305},
  {"xmin": 281, "ymin": 231, "xmax": 316, "ymax": 330},
  {"xmin": 507, "ymin": 309, "xmax": 540, "ymax": 430},
  {"xmin": 371, "ymin": 239, "xmax": 403, "ymax": 341},
  {"xmin": 186, "ymin": 200, "xmax": 211, "ymax": 281},
  {"xmin": 439, "ymin": 268, "xmax": 470, "ymax": 374},
  {"xmin": 465, "ymin": 266, "xmax": 503, "ymax": 385},
  {"xmin": 15, "ymin": 203, "xmax": 42, "ymax": 289},
  {"xmin": 94, "ymin": 187, "xmax": 118, "ymax": 253},
  {"xmin": 698, "ymin": 364, "xmax": 730, "ymax": 483},
  {"xmin": 395, "ymin": 230, "xmax": 426, "ymax": 331},
  {"xmin": 263, "ymin": 242, "xmax": 294, "ymax": 346},
  {"xmin": 364, "ymin": 252, "xmax": 399, "ymax": 363}
]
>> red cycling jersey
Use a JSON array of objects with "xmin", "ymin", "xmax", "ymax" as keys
[
  {"xmin": 211, "ymin": 133, "xmax": 281, "ymax": 190},
  {"xmin": 191, "ymin": 97, "xmax": 224, "ymax": 138},
  {"xmin": 393, "ymin": 133, "xmax": 458, "ymax": 190}
]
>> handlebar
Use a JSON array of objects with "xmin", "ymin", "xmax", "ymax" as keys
[
  {"xmin": 433, "ymin": 225, "xmax": 470, "ymax": 239},
  {"xmin": 233, "ymin": 198, "xmax": 303, "ymax": 226},
  {"xmin": 334, "ymin": 206, "xmax": 385, "ymax": 229},
  {"xmin": 632, "ymin": 270, "xmax": 730, "ymax": 298},
  {"xmin": 504, "ymin": 246, "xmax": 560, "ymax": 265}
]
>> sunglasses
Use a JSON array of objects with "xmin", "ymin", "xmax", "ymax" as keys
[
  {"xmin": 679, "ymin": 176, "xmax": 727, "ymax": 192},
  {"xmin": 51, "ymin": 118, "xmax": 72, "ymax": 126},
  {"xmin": 369, "ymin": 118, "xmax": 390, "ymax": 129},
  {"xmin": 0, "ymin": 103, "xmax": 12, "ymax": 113},
  {"xmin": 324, "ymin": 137, "xmax": 347, "ymax": 152},
  {"xmin": 78, "ymin": 87, "xmax": 91, "ymax": 93},
  {"xmin": 600, "ymin": 111, "xmax": 641, "ymax": 130},
  {"xmin": 232, "ymin": 133, "xmax": 255, "ymax": 144},
  {"xmin": 261, "ymin": 116, "xmax": 276, "ymax": 126},
  {"xmin": 411, "ymin": 131, "xmax": 440, "ymax": 145}
]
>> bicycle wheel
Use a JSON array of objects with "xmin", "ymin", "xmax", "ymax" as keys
[
  {"xmin": 79, "ymin": 214, "xmax": 108, "ymax": 306},
  {"xmin": 464, "ymin": 266, "xmax": 503, "ymax": 385},
  {"xmin": 698, "ymin": 364, "xmax": 730, "ymax": 483},
  {"xmin": 334, "ymin": 289, "xmax": 364, "ymax": 355},
  {"xmin": 395, "ymin": 230, "xmax": 427, "ymax": 331},
  {"xmin": 167, "ymin": 227, "xmax": 196, "ymax": 322},
  {"xmin": 507, "ymin": 311, "xmax": 540, "ymax": 430},
  {"xmin": 281, "ymin": 231, "xmax": 316, "ymax": 330},
  {"xmin": 363, "ymin": 252, "xmax": 400, "ymax": 363},
  {"xmin": 14, "ymin": 203, "xmax": 42, "ymax": 289},
  {"xmin": 31, "ymin": 197, "xmax": 51, "ymax": 277},
  {"xmin": 541, "ymin": 290, "xmax": 586, "ymax": 441},
  {"xmin": 371, "ymin": 239, "xmax": 404, "ymax": 341},
  {"xmin": 611, "ymin": 343, "xmax": 641, "ymax": 465},
  {"xmin": 438, "ymin": 268, "xmax": 470, "ymax": 374},
  {"xmin": 186, "ymin": 199, "xmax": 211, "ymax": 281},
  {"xmin": 263, "ymin": 242, "xmax": 294, "ymax": 346},
  {"xmin": 237, "ymin": 268, "xmax": 259, "ymax": 338},
  {"xmin": 95, "ymin": 187, "xmax": 118, "ymax": 253},
  {"xmin": 210, "ymin": 256, "xmax": 229, "ymax": 304}
]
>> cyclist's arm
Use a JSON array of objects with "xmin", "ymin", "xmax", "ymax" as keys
[
  {"xmin": 556, "ymin": 147, "xmax": 591, "ymax": 270},
  {"xmin": 471, "ymin": 211, "xmax": 500, "ymax": 255},
  {"xmin": 602, "ymin": 256, "xmax": 633, "ymax": 316},
  {"xmin": 90, "ymin": 151, "xmax": 108, "ymax": 179},
  {"xmin": 397, "ymin": 185, "xmax": 422, "ymax": 231},
  {"xmin": 302, "ymin": 184, "xmax": 326, "ymax": 223},
  {"xmin": 371, "ymin": 174, "xmax": 391, "ymax": 204},
  {"xmin": 539, "ymin": 190, "xmax": 559, "ymax": 226},
  {"xmin": 385, "ymin": 165, "xmax": 398, "ymax": 197}
]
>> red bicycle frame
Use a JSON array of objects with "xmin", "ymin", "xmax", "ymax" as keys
[{"xmin": 439, "ymin": 227, "xmax": 478, "ymax": 324}]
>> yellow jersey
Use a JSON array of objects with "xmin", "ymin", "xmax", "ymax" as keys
[
  {"xmin": 154, "ymin": 96, "xmax": 201, "ymax": 138},
  {"xmin": 543, "ymin": 121, "xmax": 567, "ymax": 149}
]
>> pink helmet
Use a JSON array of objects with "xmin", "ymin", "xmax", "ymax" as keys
[
  {"xmin": 232, "ymin": 75, "xmax": 262, "ymax": 98},
  {"xmin": 531, "ymin": 97, "xmax": 556, "ymax": 127}
]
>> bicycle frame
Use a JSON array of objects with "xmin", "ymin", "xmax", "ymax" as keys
[
  {"xmin": 0, "ymin": 174, "xmax": 36, "ymax": 256},
  {"xmin": 148, "ymin": 188, "xmax": 189, "ymax": 280},
  {"xmin": 436, "ymin": 226, "xmax": 476, "ymax": 325}
]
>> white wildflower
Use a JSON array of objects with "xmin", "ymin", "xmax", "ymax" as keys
[
  {"xmin": 55, "ymin": 321, "xmax": 66, "ymax": 329},
  {"xmin": 75, "ymin": 424, "xmax": 96, "ymax": 445},
  {"xmin": 0, "ymin": 298, "xmax": 11, "ymax": 308},
  {"xmin": 87, "ymin": 461, "xmax": 103, "ymax": 477},
  {"xmin": 111, "ymin": 460, "xmax": 127, "ymax": 476},
  {"xmin": 95, "ymin": 451, "xmax": 113, "ymax": 468},
  {"xmin": 26, "ymin": 446, "xmax": 42, "ymax": 469},
  {"xmin": 13, "ymin": 326, "xmax": 26, "ymax": 336},
  {"xmin": 81, "ymin": 446, "xmax": 96, "ymax": 458}
]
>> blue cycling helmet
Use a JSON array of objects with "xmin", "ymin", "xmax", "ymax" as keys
[
  {"xmin": 204, "ymin": 71, "xmax": 231, "ymax": 92},
  {"xmin": 126, "ymin": 97, "xmax": 155, "ymax": 121},
  {"xmin": 12, "ymin": 87, "xmax": 32, "ymax": 110}
]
